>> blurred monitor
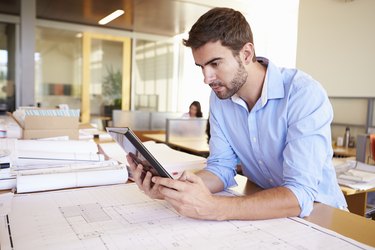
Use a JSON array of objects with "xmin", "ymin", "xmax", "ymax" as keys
[
  {"xmin": 150, "ymin": 112, "xmax": 183, "ymax": 130},
  {"xmin": 112, "ymin": 110, "xmax": 150, "ymax": 130},
  {"xmin": 166, "ymin": 118, "xmax": 208, "ymax": 142}
]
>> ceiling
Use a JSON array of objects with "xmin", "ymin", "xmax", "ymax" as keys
[{"xmin": 0, "ymin": 0, "xmax": 246, "ymax": 37}]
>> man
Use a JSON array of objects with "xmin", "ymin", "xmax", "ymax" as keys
[{"xmin": 127, "ymin": 7, "xmax": 347, "ymax": 220}]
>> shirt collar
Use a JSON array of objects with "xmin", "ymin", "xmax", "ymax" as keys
[
  {"xmin": 230, "ymin": 57, "xmax": 285, "ymax": 110},
  {"xmin": 257, "ymin": 57, "xmax": 285, "ymax": 107}
]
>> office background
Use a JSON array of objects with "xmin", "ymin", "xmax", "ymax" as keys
[{"xmin": 0, "ymin": 0, "xmax": 374, "ymax": 141}]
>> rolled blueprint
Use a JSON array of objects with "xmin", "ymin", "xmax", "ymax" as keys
[{"xmin": 16, "ymin": 162, "xmax": 128, "ymax": 193}]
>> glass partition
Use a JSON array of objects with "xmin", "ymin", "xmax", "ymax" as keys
[
  {"xmin": 35, "ymin": 27, "xmax": 82, "ymax": 110},
  {"xmin": 166, "ymin": 118, "xmax": 208, "ymax": 142},
  {"xmin": 150, "ymin": 112, "xmax": 183, "ymax": 130},
  {"xmin": 112, "ymin": 110, "xmax": 150, "ymax": 130},
  {"xmin": 133, "ymin": 39, "xmax": 174, "ymax": 111},
  {"xmin": 81, "ymin": 33, "xmax": 131, "ymax": 124},
  {"xmin": 89, "ymin": 39, "xmax": 123, "ymax": 117},
  {"xmin": 112, "ymin": 110, "xmax": 183, "ymax": 131}
]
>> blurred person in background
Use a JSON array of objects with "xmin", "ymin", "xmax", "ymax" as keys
[{"xmin": 182, "ymin": 101, "xmax": 203, "ymax": 118}]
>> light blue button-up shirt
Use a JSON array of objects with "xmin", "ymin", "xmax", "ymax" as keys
[{"xmin": 205, "ymin": 58, "xmax": 347, "ymax": 217}]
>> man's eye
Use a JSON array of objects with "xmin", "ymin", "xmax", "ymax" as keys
[{"xmin": 211, "ymin": 62, "xmax": 219, "ymax": 67}]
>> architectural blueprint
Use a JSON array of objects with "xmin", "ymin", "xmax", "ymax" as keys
[{"xmin": 0, "ymin": 184, "xmax": 372, "ymax": 250}]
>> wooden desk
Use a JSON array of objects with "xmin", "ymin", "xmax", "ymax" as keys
[
  {"xmin": 333, "ymin": 157, "xmax": 374, "ymax": 217},
  {"xmin": 143, "ymin": 133, "xmax": 209, "ymax": 156},
  {"xmin": 142, "ymin": 133, "xmax": 166, "ymax": 143},
  {"xmin": 133, "ymin": 130, "xmax": 165, "ymax": 142},
  {"xmin": 168, "ymin": 139, "xmax": 209, "ymax": 156},
  {"xmin": 341, "ymin": 186, "xmax": 375, "ymax": 216},
  {"xmin": 232, "ymin": 174, "xmax": 375, "ymax": 248}
]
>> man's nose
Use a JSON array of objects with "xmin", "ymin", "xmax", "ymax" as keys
[{"xmin": 202, "ymin": 68, "xmax": 215, "ymax": 85}]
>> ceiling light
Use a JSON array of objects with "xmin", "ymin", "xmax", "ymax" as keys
[{"xmin": 98, "ymin": 10, "xmax": 124, "ymax": 25}]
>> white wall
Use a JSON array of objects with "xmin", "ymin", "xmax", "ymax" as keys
[
  {"xmin": 296, "ymin": 0, "xmax": 375, "ymax": 97},
  {"xmin": 177, "ymin": 44, "xmax": 210, "ymax": 117},
  {"xmin": 177, "ymin": 0, "xmax": 300, "ymax": 117}
]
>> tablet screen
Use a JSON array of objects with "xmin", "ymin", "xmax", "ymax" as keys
[{"xmin": 106, "ymin": 127, "xmax": 172, "ymax": 179}]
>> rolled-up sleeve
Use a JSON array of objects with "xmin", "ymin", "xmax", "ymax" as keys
[
  {"xmin": 282, "ymin": 82, "xmax": 333, "ymax": 217},
  {"xmin": 204, "ymin": 93, "xmax": 238, "ymax": 189},
  {"xmin": 205, "ymin": 158, "xmax": 238, "ymax": 189}
]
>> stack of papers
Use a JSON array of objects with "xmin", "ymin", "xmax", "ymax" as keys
[
  {"xmin": 0, "ymin": 139, "xmax": 17, "ymax": 190},
  {"xmin": 0, "ymin": 165, "xmax": 16, "ymax": 190},
  {"xmin": 335, "ymin": 159, "xmax": 375, "ymax": 190},
  {"xmin": 0, "ymin": 138, "xmax": 129, "ymax": 192},
  {"xmin": 0, "ymin": 115, "xmax": 22, "ymax": 139},
  {"xmin": 143, "ymin": 141, "xmax": 206, "ymax": 177},
  {"xmin": 16, "ymin": 160, "xmax": 128, "ymax": 193},
  {"xmin": 12, "ymin": 139, "xmax": 104, "ymax": 170},
  {"xmin": 98, "ymin": 140, "xmax": 206, "ymax": 178},
  {"xmin": 339, "ymin": 169, "xmax": 375, "ymax": 182}
]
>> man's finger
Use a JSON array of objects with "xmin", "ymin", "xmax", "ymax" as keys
[
  {"xmin": 142, "ymin": 171, "xmax": 153, "ymax": 190},
  {"xmin": 152, "ymin": 176, "xmax": 182, "ymax": 190},
  {"xmin": 132, "ymin": 164, "xmax": 145, "ymax": 188},
  {"xmin": 182, "ymin": 172, "xmax": 201, "ymax": 183}
]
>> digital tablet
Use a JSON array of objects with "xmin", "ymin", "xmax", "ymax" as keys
[{"xmin": 106, "ymin": 127, "xmax": 172, "ymax": 179}]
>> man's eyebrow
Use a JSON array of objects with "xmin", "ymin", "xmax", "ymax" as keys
[{"xmin": 195, "ymin": 57, "xmax": 222, "ymax": 67}]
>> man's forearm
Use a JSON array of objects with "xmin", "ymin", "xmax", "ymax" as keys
[
  {"xmin": 212, "ymin": 186, "xmax": 301, "ymax": 220},
  {"xmin": 196, "ymin": 170, "xmax": 225, "ymax": 193}
]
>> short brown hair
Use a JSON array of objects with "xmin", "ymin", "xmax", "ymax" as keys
[{"xmin": 183, "ymin": 7, "xmax": 256, "ymax": 59}]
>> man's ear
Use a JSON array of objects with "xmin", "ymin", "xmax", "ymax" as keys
[{"xmin": 241, "ymin": 43, "xmax": 255, "ymax": 64}]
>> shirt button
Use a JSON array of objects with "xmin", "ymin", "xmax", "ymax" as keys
[
  {"xmin": 252, "ymin": 137, "xmax": 257, "ymax": 143},
  {"xmin": 258, "ymin": 160, "xmax": 262, "ymax": 164},
  {"xmin": 269, "ymin": 179, "xmax": 274, "ymax": 183}
]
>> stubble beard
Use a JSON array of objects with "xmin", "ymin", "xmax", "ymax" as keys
[{"xmin": 210, "ymin": 60, "xmax": 248, "ymax": 100}]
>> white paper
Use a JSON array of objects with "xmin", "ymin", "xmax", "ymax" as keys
[
  {"xmin": 2, "ymin": 183, "xmax": 372, "ymax": 250},
  {"xmin": 16, "ymin": 163, "xmax": 128, "ymax": 193},
  {"xmin": 0, "ymin": 178, "xmax": 16, "ymax": 190},
  {"xmin": 16, "ymin": 139, "xmax": 99, "ymax": 154},
  {"xmin": 98, "ymin": 142, "xmax": 127, "ymax": 163},
  {"xmin": 12, "ymin": 140, "xmax": 105, "ymax": 171},
  {"xmin": 339, "ymin": 169, "xmax": 375, "ymax": 182},
  {"xmin": 337, "ymin": 178, "xmax": 375, "ymax": 191},
  {"xmin": 143, "ymin": 141, "xmax": 206, "ymax": 166},
  {"xmin": 0, "ymin": 216, "xmax": 12, "ymax": 249},
  {"xmin": 0, "ymin": 138, "xmax": 17, "ymax": 161},
  {"xmin": 335, "ymin": 159, "xmax": 375, "ymax": 190},
  {"xmin": 0, "ymin": 192, "xmax": 13, "ymax": 216},
  {"xmin": 143, "ymin": 141, "xmax": 206, "ymax": 177},
  {"xmin": 99, "ymin": 141, "xmax": 206, "ymax": 178},
  {"xmin": 0, "ymin": 168, "xmax": 11, "ymax": 178},
  {"xmin": 16, "ymin": 151, "xmax": 104, "ymax": 162}
]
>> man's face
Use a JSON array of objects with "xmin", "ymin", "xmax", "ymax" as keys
[{"xmin": 192, "ymin": 41, "xmax": 248, "ymax": 99}]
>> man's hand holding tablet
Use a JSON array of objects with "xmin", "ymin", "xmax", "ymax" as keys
[
  {"xmin": 107, "ymin": 127, "xmax": 214, "ymax": 218},
  {"xmin": 107, "ymin": 127, "xmax": 174, "ymax": 198}
]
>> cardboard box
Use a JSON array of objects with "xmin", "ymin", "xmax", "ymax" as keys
[
  {"xmin": 23, "ymin": 128, "xmax": 79, "ymax": 140},
  {"xmin": 23, "ymin": 116, "xmax": 79, "ymax": 139},
  {"xmin": 12, "ymin": 114, "xmax": 79, "ymax": 140},
  {"xmin": 23, "ymin": 116, "xmax": 78, "ymax": 130}
]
